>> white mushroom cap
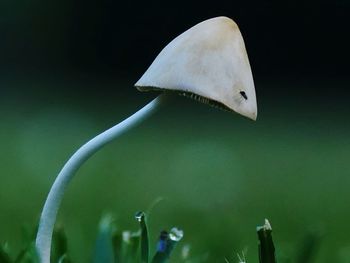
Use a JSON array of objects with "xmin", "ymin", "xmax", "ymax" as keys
[{"xmin": 135, "ymin": 16, "xmax": 257, "ymax": 120}]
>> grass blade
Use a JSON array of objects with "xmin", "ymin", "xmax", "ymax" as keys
[
  {"xmin": 58, "ymin": 254, "xmax": 70, "ymax": 263},
  {"xmin": 151, "ymin": 227, "xmax": 184, "ymax": 263},
  {"xmin": 151, "ymin": 231, "xmax": 168, "ymax": 263},
  {"xmin": 0, "ymin": 244, "xmax": 13, "ymax": 263},
  {"xmin": 52, "ymin": 226, "xmax": 70, "ymax": 263},
  {"xmin": 257, "ymin": 219, "xmax": 276, "ymax": 263},
  {"xmin": 296, "ymin": 232, "xmax": 321, "ymax": 263},
  {"xmin": 111, "ymin": 231, "xmax": 123, "ymax": 262},
  {"xmin": 121, "ymin": 231, "xmax": 140, "ymax": 263},
  {"xmin": 93, "ymin": 214, "xmax": 115, "ymax": 263},
  {"xmin": 14, "ymin": 243, "xmax": 39, "ymax": 263},
  {"xmin": 135, "ymin": 211, "xmax": 149, "ymax": 263}
]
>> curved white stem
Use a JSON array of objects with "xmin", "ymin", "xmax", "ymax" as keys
[{"xmin": 35, "ymin": 93, "xmax": 168, "ymax": 263}]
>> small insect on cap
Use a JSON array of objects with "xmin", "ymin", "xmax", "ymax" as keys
[{"xmin": 135, "ymin": 16, "xmax": 257, "ymax": 120}]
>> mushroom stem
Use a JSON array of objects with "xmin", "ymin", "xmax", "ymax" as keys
[{"xmin": 35, "ymin": 93, "xmax": 169, "ymax": 263}]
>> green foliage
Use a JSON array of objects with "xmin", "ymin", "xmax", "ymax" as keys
[
  {"xmin": 92, "ymin": 212, "xmax": 183, "ymax": 263},
  {"xmin": 0, "ymin": 215, "xmax": 328, "ymax": 263},
  {"xmin": 0, "ymin": 212, "xmax": 183, "ymax": 263}
]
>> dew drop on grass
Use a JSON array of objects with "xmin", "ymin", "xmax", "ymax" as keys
[
  {"xmin": 135, "ymin": 211, "xmax": 145, "ymax": 222},
  {"xmin": 169, "ymin": 227, "xmax": 184, "ymax": 242}
]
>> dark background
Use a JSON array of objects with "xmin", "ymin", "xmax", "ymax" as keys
[{"xmin": 1, "ymin": 0, "xmax": 349, "ymax": 79}]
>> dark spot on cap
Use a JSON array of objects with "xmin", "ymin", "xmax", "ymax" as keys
[{"xmin": 240, "ymin": 91, "xmax": 248, "ymax": 100}]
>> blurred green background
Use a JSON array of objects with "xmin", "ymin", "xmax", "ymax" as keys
[
  {"xmin": 1, "ymin": 76, "xmax": 349, "ymax": 262},
  {"xmin": 1, "ymin": 0, "xmax": 350, "ymax": 262}
]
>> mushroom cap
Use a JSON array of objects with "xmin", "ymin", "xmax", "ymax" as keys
[{"xmin": 135, "ymin": 16, "xmax": 257, "ymax": 120}]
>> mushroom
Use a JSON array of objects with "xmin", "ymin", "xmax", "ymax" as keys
[
  {"xmin": 35, "ymin": 16, "xmax": 257, "ymax": 263},
  {"xmin": 136, "ymin": 16, "xmax": 257, "ymax": 120}
]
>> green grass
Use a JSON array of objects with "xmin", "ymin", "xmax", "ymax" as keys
[
  {"xmin": 0, "ymin": 214, "xmax": 319, "ymax": 263},
  {"xmin": 1, "ymin": 77, "xmax": 350, "ymax": 262},
  {"xmin": 0, "ymin": 212, "xmax": 185, "ymax": 263}
]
